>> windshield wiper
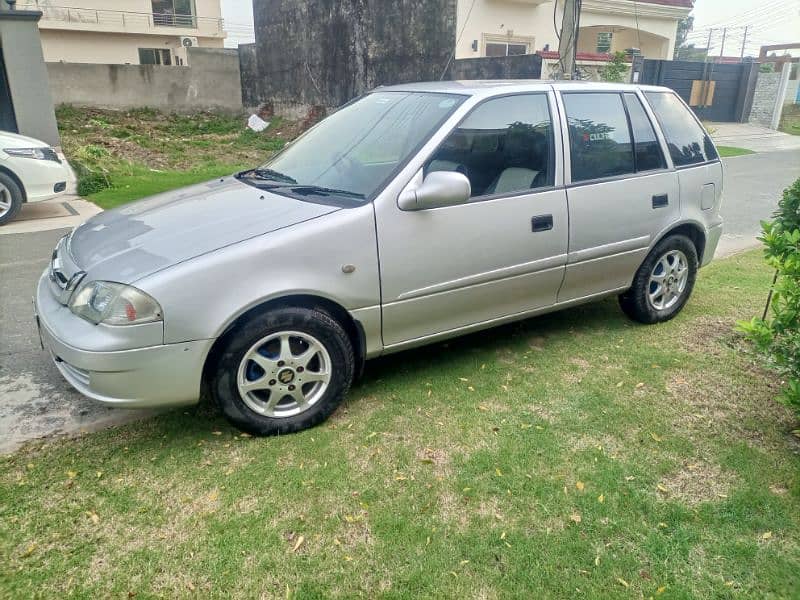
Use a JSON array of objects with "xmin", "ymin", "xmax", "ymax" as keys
[
  {"xmin": 287, "ymin": 185, "xmax": 364, "ymax": 200},
  {"xmin": 238, "ymin": 168, "xmax": 297, "ymax": 185}
]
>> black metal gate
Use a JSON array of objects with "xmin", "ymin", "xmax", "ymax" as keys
[
  {"xmin": 0, "ymin": 46, "xmax": 17, "ymax": 133},
  {"xmin": 636, "ymin": 59, "xmax": 757, "ymax": 122}
]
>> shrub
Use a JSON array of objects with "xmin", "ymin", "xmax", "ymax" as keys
[
  {"xmin": 739, "ymin": 178, "xmax": 800, "ymax": 412},
  {"xmin": 72, "ymin": 160, "xmax": 111, "ymax": 196},
  {"xmin": 599, "ymin": 52, "xmax": 629, "ymax": 83}
]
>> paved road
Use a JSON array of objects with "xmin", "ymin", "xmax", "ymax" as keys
[
  {"xmin": 716, "ymin": 150, "xmax": 800, "ymax": 256},
  {"xmin": 1, "ymin": 150, "xmax": 799, "ymax": 453}
]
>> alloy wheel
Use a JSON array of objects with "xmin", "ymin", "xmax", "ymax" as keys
[
  {"xmin": 647, "ymin": 249, "xmax": 689, "ymax": 311},
  {"xmin": 0, "ymin": 183, "xmax": 11, "ymax": 219},
  {"xmin": 237, "ymin": 330, "xmax": 332, "ymax": 418}
]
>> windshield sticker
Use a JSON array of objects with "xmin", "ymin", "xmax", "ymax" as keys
[
  {"xmin": 583, "ymin": 132, "xmax": 611, "ymax": 142},
  {"xmin": 439, "ymin": 99, "xmax": 457, "ymax": 108}
]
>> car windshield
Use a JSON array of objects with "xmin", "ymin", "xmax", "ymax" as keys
[{"xmin": 247, "ymin": 91, "xmax": 466, "ymax": 203}]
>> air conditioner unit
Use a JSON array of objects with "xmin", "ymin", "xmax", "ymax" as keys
[{"xmin": 181, "ymin": 36, "xmax": 199, "ymax": 48}]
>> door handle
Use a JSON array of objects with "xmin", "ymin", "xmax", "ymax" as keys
[
  {"xmin": 531, "ymin": 214, "xmax": 553, "ymax": 232},
  {"xmin": 652, "ymin": 194, "xmax": 669, "ymax": 209}
]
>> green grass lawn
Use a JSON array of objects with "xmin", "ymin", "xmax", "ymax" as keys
[
  {"xmin": 56, "ymin": 106, "xmax": 298, "ymax": 209},
  {"xmin": 2, "ymin": 250, "xmax": 798, "ymax": 598},
  {"xmin": 779, "ymin": 105, "xmax": 800, "ymax": 136},
  {"xmin": 717, "ymin": 146, "xmax": 756, "ymax": 158},
  {"xmin": 86, "ymin": 165, "xmax": 246, "ymax": 210}
]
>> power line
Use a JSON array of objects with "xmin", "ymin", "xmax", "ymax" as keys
[{"xmin": 695, "ymin": 0, "xmax": 796, "ymax": 29}]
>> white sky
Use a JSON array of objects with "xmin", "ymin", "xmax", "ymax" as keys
[
  {"xmin": 688, "ymin": 0, "xmax": 800, "ymax": 57},
  {"xmin": 220, "ymin": 0, "xmax": 255, "ymax": 48},
  {"xmin": 221, "ymin": 0, "xmax": 800, "ymax": 56}
]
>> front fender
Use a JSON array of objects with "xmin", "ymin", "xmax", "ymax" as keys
[{"xmin": 138, "ymin": 203, "xmax": 381, "ymax": 345}]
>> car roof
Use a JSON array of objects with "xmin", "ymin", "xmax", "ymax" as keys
[{"xmin": 375, "ymin": 80, "xmax": 669, "ymax": 97}]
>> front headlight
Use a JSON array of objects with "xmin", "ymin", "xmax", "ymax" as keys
[
  {"xmin": 69, "ymin": 281, "xmax": 163, "ymax": 326},
  {"xmin": 4, "ymin": 147, "xmax": 60, "ymax": 162}
]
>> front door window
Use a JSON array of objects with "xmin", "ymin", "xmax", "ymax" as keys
[{"xmin": 426, "ymin": 93, "xmax": 555, "ymax": 198}]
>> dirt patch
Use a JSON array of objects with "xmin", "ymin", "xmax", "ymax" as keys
[
  {"xmin": 667, "ymin": 366, "xmax": 796, "ymax": 453},
  {"xmin": 569, "ymin": 434, "xmax": 627, "ymax": 459},
  {"xmin": 658, "ymin": 459, "xmax": 736, "ymax": 505},
  {"xmin": 522, "ymin": 403, "xmax": 557, "ymax": 423},
  {"xmin": 528, "ymin": 336, "xmax": 549, "ymax": 352},
  {"xmin": 678, "ymin": 316, "xmax": 738, "ymax": 356},
  {"xmin": 415, "ymin": 446, "xmax": 451, "ymax": 478}
]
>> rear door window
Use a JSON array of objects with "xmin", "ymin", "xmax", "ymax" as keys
[
  {"xmin": 644, "ymin": 91, "xmax": 718, "ymax": 167},
  {"xmin": 562, "ymin": 92, "xmax": 635, "ymax": 183},
  {"xmin": 623, "ymin": 92, "xmax": 666, "ymax": 172}
]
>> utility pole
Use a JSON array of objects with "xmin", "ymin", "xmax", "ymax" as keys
[
  {"xmin": 740, "ymin": 25, "xmax": 748, "ymax": 58},
  {"xmin": 705, "ymin": 28, "xmax": 714, "ymax": 58},
  {"xmin": 719, "ymin": 27, "xmax": 727, "ymax": 57},
  {"xmin": 557, "ymin": 0, "xmax": 581, "ymax": 79}
]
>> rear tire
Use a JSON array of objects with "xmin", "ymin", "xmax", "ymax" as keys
[
  {"xmin": 211, "ymin": 306, "xmax": 354, "ymax": 436},
  {"xmin": 619, "ymin": 235, "xmax": 698, "ymax": 324},
  {"xmin": 0, "ymin": 172, "xmax": 23, "ymax": 226}
]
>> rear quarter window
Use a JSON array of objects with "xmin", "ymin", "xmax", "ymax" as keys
[{"xmin": 644, "ymin": 91, "xmax": 718, "ymax": 167}]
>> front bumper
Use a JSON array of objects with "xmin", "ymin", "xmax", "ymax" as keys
[
  {"xmin": 5, "ymin": 156, "xmax": 69, "ymax": 203},
  {"xmin": 35, "ymin": 272, "xmax": 213, "ymax": 408}
]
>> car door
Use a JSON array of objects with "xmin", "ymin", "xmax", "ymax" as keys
[
  {"xmin": 556, "ymin": 88, "xmax": 680, "ymax": 302},
  {"xmin": 375, "ymin": 92, "xmax": 568, "ymax": 349}
]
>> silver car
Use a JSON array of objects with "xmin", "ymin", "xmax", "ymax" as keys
[{"xmin": 35, "ymin": 81, "xmax": 723, "ymax": 435}]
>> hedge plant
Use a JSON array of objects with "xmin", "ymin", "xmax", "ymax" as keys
[{"xmin": 740, "ymin": 177, "xmax": 800, "ymax": 412}]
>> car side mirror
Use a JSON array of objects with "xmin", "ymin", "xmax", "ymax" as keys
[{"xmin": 398, "ymin": 171, "xmax": 471, "ymax": 211}]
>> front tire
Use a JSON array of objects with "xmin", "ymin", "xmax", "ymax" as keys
[
  {"xmin": 211, "ymin": 307, "xmax": 355, "ymax": 436},
  {"xmin": 0, "ymin": 172, "xmax": 23, "ymax": 226},
  {"xmin": 619, "ymin": 235, "xmax": 698, "ymax": 324}
]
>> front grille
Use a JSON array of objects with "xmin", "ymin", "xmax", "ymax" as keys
[{"xmin": 48, "ymin": 235, "xmax": 86, "ymax": 305}]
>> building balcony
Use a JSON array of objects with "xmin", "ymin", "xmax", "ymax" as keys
[{"xmin": 19, "ymin": 3, "xmax": 225, "ymax": 38}]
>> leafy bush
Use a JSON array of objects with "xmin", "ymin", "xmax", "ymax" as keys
[
  {"xmin": 599, "ymin": 52, "xmax": 629, "ymax": 83},
  {"xmin": 72, "ymin": 160, "xmax": 111, "ymax": 196},
  {"xmin": 739, "ymin": 178, "xmax": 800, "ymax": 412}
]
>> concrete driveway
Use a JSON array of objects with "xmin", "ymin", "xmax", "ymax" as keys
[
  {"xmin": 0, "ymin": 198, "xmax": 158, "ymax": 454},
  {"xmin": 2, "ymin": 150, "xmax": 800, "ymax": 453},
  {"xmin": 710, "ymin": 122, "xmax": 800, "ymax": 153}
]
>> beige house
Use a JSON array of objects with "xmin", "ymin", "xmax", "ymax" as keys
[
  {"xmin": 456, "ymin": 0, "xmax": 692, "ymax": 61},
  {"xmin": 19, "ymin": 0, "xmax": 225, "ymax": 65}
]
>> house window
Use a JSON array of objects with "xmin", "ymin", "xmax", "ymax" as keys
[
  {"xmin": 485, "ymin": 41, "xmax": 529, "ymax": 57},
  {"xmin": 139, "ymin": 48, "xmax": 172, "ymax": 65},
  {"xmin": 152, "ymin": 0, "xmax": 197, "ymax": 27},
  {"xmin": 596, "ymin": 32, "xmax": 613, "ymax": 54}
]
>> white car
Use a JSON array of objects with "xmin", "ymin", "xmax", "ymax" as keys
[{"xmin": 0, "ymin": 131, "xmax": 70, "ymax": 225}]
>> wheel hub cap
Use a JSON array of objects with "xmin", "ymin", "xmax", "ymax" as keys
[{"xmin": 277, "ymin": 368, "xmax": 295, "ymax": 384}]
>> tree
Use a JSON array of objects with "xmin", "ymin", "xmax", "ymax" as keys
[
  {"xmin": 672, "ymin": 15, "xmax": 706, "ymax": 60},
  {"xmin": 673, "ymin": 15, "xmax": 694, "ymax": 58}
]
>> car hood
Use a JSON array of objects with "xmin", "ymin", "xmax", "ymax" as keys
[
  {"xmin": 0, "ymin": 130, "xmax": 50, "ymax": 150},
  {"xmin": 67, "ymin": 177, "xmax": 341, "ymax": 283}
]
